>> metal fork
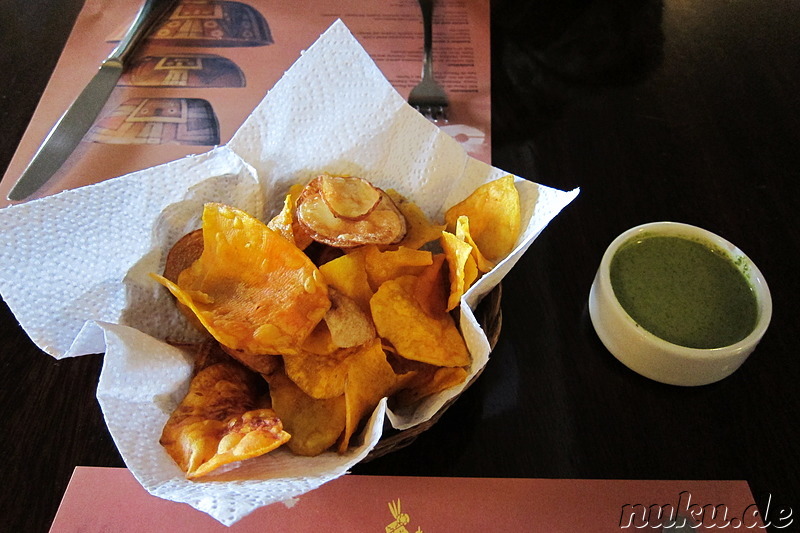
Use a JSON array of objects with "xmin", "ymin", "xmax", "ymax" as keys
[{"xmin": 408, "ymin": 0, "xmax": 449, "ymax": 122}]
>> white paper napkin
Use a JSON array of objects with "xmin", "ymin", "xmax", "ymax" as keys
[{"xmin": 0, "ymin": 20, "xmax": 578, "ymax": 525}]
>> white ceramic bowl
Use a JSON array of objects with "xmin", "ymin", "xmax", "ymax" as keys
[{"xmin": 588, "ymin": 222, "xmax": 772, "ymax": 386}]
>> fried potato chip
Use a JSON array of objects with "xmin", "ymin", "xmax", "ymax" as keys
[
  {"xmin": 301, "ymin": 320, "xmax": 339, "ymax": 356},
  {"xmin": 413, "ymin": 253, "xmax": 449, "ymax": 317},
  {"xmin": 219, "ymin": 343, "xmax": 282, "ymax": 376},
  {"xmin": 391, "ymin": 364, "xmax": 469, "ymax": 408},
  {"xmin": 296, "ymin": 176, "xmax": 407, "ymax": 248},
  {"xmin": 324, "ymin": 288, "xmax": 376, "ymax": 348},
  {"xmin": 318, "ymin": 248, "xmax": 373, "ymax": 312},
  {"xmin": 160, "ymin": 360, "xmax": 290, "ymax": 478},
  {"xmin": 267, "ymin": 370, "xmax": 346, "ymax": 457},
  {"xmin": 267, "ymin": 193, "xmax": 296, "ymax": 243},
  {"xmin": 189, "ymin": 408, "xmax": 291, "ymax": 478},
  {"xmin": 283, "ymin": 335, "xmax": 391, "ymax": 400},
  {"xmin": 445, "ymin": 175, "xmax": 521, "ymax": 261},
  {"xmin": 267, "ymin": 187, "xmax": 314, "ymax": 250},
  {"xmin": 370, "ymin": 276, "xmax": 470, "ymax": 367},
  {"xmin": 455, "ymin": 215, "xmax": 495, "ymax": 273},
  {"xmin": 184, "ymin": 338, "xmax": 281, "ymax": 376},
  {"xmin": 153, "ymin": 203, "xmax": 330, "ymax": 356},
  {"xmin": 386, "ymin": 189, "xmax": 446, "ymax": 250},
  {"xmin": 339, "ymin": 339, "xmax": 398, "ymax": 453},
  {"xmin": 282, "ymin": 345, "xmax": 354, "ymax": 399},
  {"xmin": 364, "ymin": 245, "xmax": 433, "ymax": 291},
  {"xmin": 162, "ymin": 229, "xmax": 207, "ymax": 332},
  {"xmin": 183, "ymin": 339, "xmax": 228, "ymax": 373},
  {"xmin": 440, "ymin": 231, "xmax": 479, "ymax": 311},
  {"xmin": 319, "ymin": 175, "xmax": 381, "ymax": 220},
  {"xmin": 163, "ymin": 229, "xmax": 204, "ymax": 283}
]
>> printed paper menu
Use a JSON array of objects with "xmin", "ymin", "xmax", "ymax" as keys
[
  {"xmin": 50, "ymin": 467, "xmax": 770, "ymax": 532},
  {"xmin": 0, "ymin": 0, "xmax": 490, "ymax": 207}
]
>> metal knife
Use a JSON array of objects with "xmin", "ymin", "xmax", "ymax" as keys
[{"xmin": 7, "ymin": 0, "xmax": 177, "ymax": 201}]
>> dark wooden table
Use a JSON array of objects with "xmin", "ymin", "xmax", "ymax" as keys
[{"xmin": 2, "ymin": 1, "xmax": 799, "ymax": 531}]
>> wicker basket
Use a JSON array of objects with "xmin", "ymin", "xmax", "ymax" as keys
[{"xmin": 365, "ymin": 284, "xmax": 503, "ymax": 460}]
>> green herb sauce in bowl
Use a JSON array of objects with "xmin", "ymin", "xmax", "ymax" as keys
[
  {"xmin": 609, "ymin": 235, "xmax": 758, "ymax": 349},
  {"xmin": 589, "ymin": 222, "xmax": 771, "ymax": 386}
]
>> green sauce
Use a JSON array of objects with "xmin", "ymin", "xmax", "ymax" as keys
[{"xmin": 609, "ymin": 235, "xmax": 758, "ymax": 349}]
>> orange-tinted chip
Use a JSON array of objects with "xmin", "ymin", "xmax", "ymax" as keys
[
  {"xmin": 445, "ymin": 175, "xmax": 521, "ymax": 261},
  {"xmin": 283, "ymin": 335, "xmax": 389, "ymax": 401},
  {"xmin": 153, "ymin": 203, "xmax": 330, "ymax": 356},
  {"xmin": 413, "ymin": 253, "xmax": 449, "ymax": 317},
  {"xmin": 301, "ymin": 320, "xmax": 339, "ymax": 356},
  {"xmin": 440, "ymin": 231, "xmax": 479, "ymax": 311},
  {"xmin": 160, "ymin": 360, "xmax": 290, "ymax": 478},
  {"xmin": 364, "ymin": 245, "xmax": 433, "ymax": 291},
  {"xmin": 219, "ymin": 343, "xmax": 282, "ymax": 376},
  {"xmin": 283, "ymin": 345, "xmax": 354, "ymax": 400},
  {"xmin": 386, "ymin": 189, "xmax": 446, "ymax": 250},
  {"xmin": 318, "ymin": 248, "xmax": 373, "ymax": 313},
  {"xmin": 370, "ymin": 276, "xmax": 470, "ymax": 368},
  {"xmin": 455, "ymin": 215, "xmax": 495, "ymax": 273},
  {"xmin": 267, "ymin": 188, "xmax": 314, "ymax": 250},
  {"xmin": 267, "ymin": 370, "xmax": 346, "ymax": 457},
  {"xmin": 391, "ymin": 364, "xmax": 469, "ymax": 408},
  {"xmin": 339, "ymin": 339, "xmax": 397, "ymax": 452}
]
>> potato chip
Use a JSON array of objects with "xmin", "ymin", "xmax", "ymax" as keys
[
  {"xmin": 219, "ymin": 343, "xmax": 282, "ymax": 376},
  {"xmin": 183, "ymin": 339, "xmax": 227, "ymax": 373},
  {"xmin": 319, "ymin": 175, "xmax": 381, "ymax": 220},
  {"xmin": 413, "ymin": 253, "xmax": 449, "ymax": 317},
  {"xmin": 301, "ymin": 320, "xmax": 339, "ymax": 356},
  {"xmin": 391, "ymin": 364, "xmax": 469, "ymax": 408},
  {"xmin": 454, "ymin": 215, "xmax": 495, "ymax": 273},
  {"xmin": 160, "ymin": 360, "xmax": 290, "ymax": 478},
  {"xmin": 386, "ymin": 189, "xmax": 446, "ymax": 250},
  {"xmin": 153, "ymin": 203, "xmax": 330, "ymax": 356},
  {"xmin": 162, "ymin": 229, "xmax": 207, "ymax": 332},
  {"xmin": 267, "ymin": 187, "xmax": 314, "ymax": 250},
  {"xmin": 318, "ymin": 248, "xmax": 373, "ymax": 312},
  {"xmin": 445, "ymin": 175, "xmax": 521, "ymax": 261},
  {"xmin": 267, "ymin": 370, "xmax": 346, "ymax": 457},
  {"xmin": 440, "ymin": 231, "xmax": 479, "ymax": 311},
  {"xmin": 163, "ymin": 229, "xmax": 204, "ymax": 283},
  {"xmin": 370, "ymin": 275, "xmax": 470, "ymax": 367},
  {"xmin": 190, "ymin": 408, "xmax": 291, "ymax": 478},
  {"xmin": 324, "ymin": 288, "xmax": 376, "ymax": 348},
  {"xmin": 267, "ymin": 193, "xmax": 296, "ymax": 242},
  {"xmin": 339, "ymin": 339, "xmax": 398, "ymax": 452},
  {"xmin": 282, "ymin": 345, "xmax": 354, "ymax": 399},
  {"xmin": 296, "ymin": 176, "xmax": 407, "ymax": 247},
  {"xmin": 364, "ymin": 245, "xmax": 433, "ymax": 291}
]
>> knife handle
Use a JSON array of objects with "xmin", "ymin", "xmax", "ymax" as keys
[{"xmin": 108, "ymin": 0, "xmax": 176, "ymax": 66}]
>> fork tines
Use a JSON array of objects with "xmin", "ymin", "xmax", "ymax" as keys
[{"xmin": 410, "ymin": 100, "xmax": 449, "ymax": 122}]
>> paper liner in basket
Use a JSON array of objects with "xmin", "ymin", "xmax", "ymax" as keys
[{"xmin": 0, "ymin": 20, "xmax": 578, "ymax": 525}]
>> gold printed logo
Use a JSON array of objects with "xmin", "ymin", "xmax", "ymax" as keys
[{"xmin": 386, "ymin": 499, "xmax": 423, "ymax": 533}]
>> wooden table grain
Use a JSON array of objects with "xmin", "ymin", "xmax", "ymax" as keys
[{"xmin": 2, "ymin": 0, "xmax": 798, "ymax": 531}]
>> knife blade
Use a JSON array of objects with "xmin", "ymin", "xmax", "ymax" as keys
[{"xmin": 7, "ymin": 0, "xmax": 177, "ymax": 201}]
